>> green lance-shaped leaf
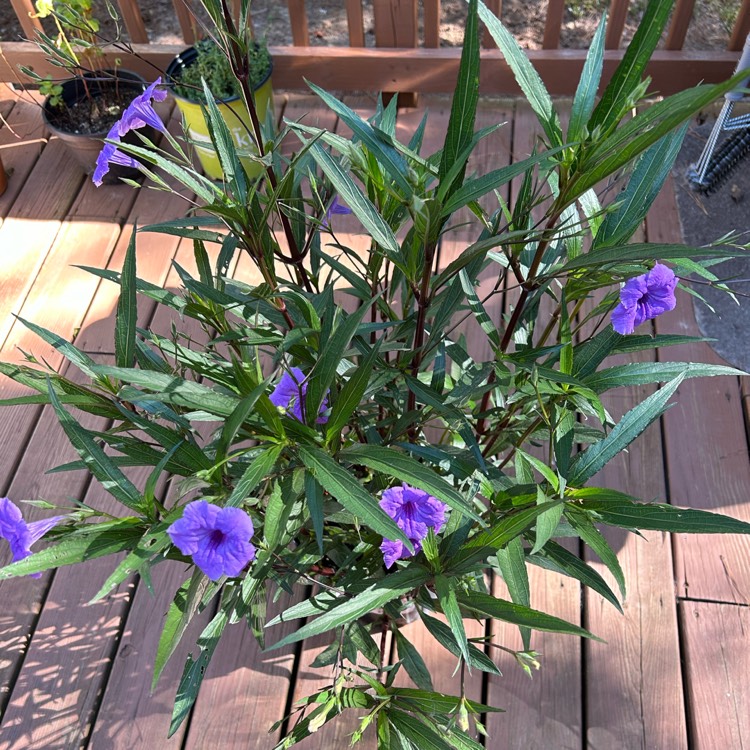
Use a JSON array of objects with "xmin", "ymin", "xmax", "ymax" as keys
[
  {"xmin": 326, "ymin": 341, "xmax": 381, "ymax": 442},
  {"xmin": 568, "ymin": 374, "xmax": 684, "ymax": 486},
  {"xmin": 16, "ymin": 317, "xmax": 99, "ymax": 381},
  {"xmin": 592, "ymin": 124, "xmax": 688, "ymax": 251},
  {"xmin": 389, "ymin": 710, "xmax": 456, "ymax": 750},
  {"xmin": 215, "ymin": 379, "xmax": 274, "ymax": 463},
  {"xmin": 169, "ymin": 607, "xmax": 229, "ymax": 736},
  {"xmin": 419, "ymin": 609, "xmax": 500, "ymax": 674},
  {"xmin": 476, "ymin": 0, "xmax": 562, "ymax": 146},
  {"xmin": 434, "ymin": 574, "xmax": 470, "ymax": 665},
  {"xmin": 395, "ymin": 630, "xmax": 434, "ymax": 691},
  {"xmin": 494, "ymin": 536, "xmax": 531, "ymax": 649},
  {"xmin": 457, "ymin": 590, "xmax": 601, "ymax": 640},
  {"xmin": 76, "ymin": 265, "xmax": 186, "ymax": 312},
  {"xmin": 48, "ymin": 382, "xmax": 145, "ymax": 512},
  {"xmin": 441, "ymin": 145, "xmax": 567, "ymax": 217},
  {"xmin": 115, "ymin": 224, "xmax": 138, "ymax": 368},
  {"xmin": 583, "ymin": 361, "xmax": 745, "ymax": 393},
  {"xmin": 450, "ymin": 501, "xmax": 559, "ymax": 573},
  {"xmin": 340, "ymin": 444, "xmax": 483, "ymax": 523},
  {"xmin": 226, "ymin": 443, "xmax": 284, "ymax": 507},
  {"xmin": 0, "ymin": 519, "xmax": 143, "ymax": 580},
  {"xmin": 267, "ymin": 565, "xmax": 430, "ymax": 650},
  {"xmin": 570, "ymin": 487, "xmax": 750, "ymax": 535},
  {"xmin": 567, "ymin": 12, "xmax": 606, "ymax": 143},
  {"xmin": 528, "ymin": 538, "xmax": 622, "ymax": 613},
  {"xmin": 305, "ymin": 139, "xmax": 401, "ymax": 260},
  {"xmin": 588, "ymin": 0, "xmax": 673, "ymax": 135},
  {"xmin": 439, "ymin": 0, "xmax": 480, "ymax": 201},
  {"xmin": 306, "ymin": 80, "xmax": 413, "ymax": 195},
  {"xmin": 92, "ymin": 365, "xmax": 240, "ymax": 417},
  {"xmin": 304, "ymin": 472, "xmax": 325, "ymax": 554},
  {"xmin": 297, "ymin": 445, "xmax": 412, "ymax": 547},
  {"xmin": 307, "ymin": 301, "xmax": 373, "ymax": 424},
  {"xmin": 200, "ymin": 77, "xmax": 249, "ymax": 200}
]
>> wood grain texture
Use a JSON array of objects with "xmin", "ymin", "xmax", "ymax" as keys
[
  {"xmin": 116, "ymin": 0, "xmax": 149, "ymax": 43},
  {"xmin": 8, "ymin": 0, "xmax": 42, "ymax": 39},
  {"xmin": 424, "ymin": 0, "xmax": 441, "ymax": 48},
  {"xmin": 287, "ymin": 0, "xmax": 310, "ymax": 47},
  {"xmin": 648, "ymin": 180, "xmax": 750, "ymax": 605},
  {"xmin": 680, "ymin": 600, "xmax": 750, "ymax": 749},
  {"xmin": 345, "ymin": 0, "xmax": 365, "ymax": 47},
  {"xmin": 583, "ymin": 330, "xmax": 687, "ymax": 750},
  {"xmin": 665, "ymin": 0, "xmax": 696, "ymax": 50}
]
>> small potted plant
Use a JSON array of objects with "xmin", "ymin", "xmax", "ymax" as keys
[
  {"xmin": 167, "ymin": 37, "xmax": 273, "ymax": 180},
  {"xmin": 24, "ymin": 0, "xmax": 159, "ymax": 182}
]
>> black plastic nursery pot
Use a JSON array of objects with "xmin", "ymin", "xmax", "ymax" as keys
[{"xmin": 42, "ymin": 70, "xmax": 156, "ymax": 184}]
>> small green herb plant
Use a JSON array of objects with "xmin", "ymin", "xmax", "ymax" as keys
[{"xmin": 173, "ymin": 38, "xmax": 271, "ymax": 103}]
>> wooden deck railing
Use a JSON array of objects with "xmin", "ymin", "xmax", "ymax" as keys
[{"xmin": 0, "ymin": 0, "xmax": 747, "ymax": 95}]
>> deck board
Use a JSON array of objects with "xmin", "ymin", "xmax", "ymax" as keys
[{"xmin": 0, "ymin": 89, "xmax": 749, "ymax": 749}]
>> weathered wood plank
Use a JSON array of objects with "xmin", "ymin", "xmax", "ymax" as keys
[
  {"xmin": 424, "ymin": 0, "xmax": 441, "ymax": 48},
  {"xmin": 345, "ymin": 0, "xmax": 366, "ymax": 47},
  {"xmin": 543, "ymin": 0, "xmax": 566, "ymax": 49},
  {"xmin": 0, "ymin": 44, "xmax": 742, "ymax": 96},
  {"xmin": 605, "ymin": 0, "xmax": 629, "ymax": 49},
  {"xmin": 583, "ymin": 325, "xmax": 688, "ymax": 750},
  {"xmin": 648, "ymin": 179, "xmax": 750, "ymax": 604},
  {"xmin": 8, "ymin": 0, "xmax": 42, "ymax": 39},
  {"xmin": 287, "ymin": 0, "xmax": 310, "ymax": 47},
  {"xmin": 116, "ymin": 0, "xmax": 149, "ymax": 44},
  {"xmin": 665, "ymin": 0, "xmax": 695, "ymax": 50},
  {"xmin": 680, "ymin": 600, "xmax": 750, "ymax": 749},
  {"xmin": 0, "ymin": 93, "xmax": 48, "ymax": 226},
  {"xmin": 730, "ymin": 0, "xmax": 750, "ymax": 51}
]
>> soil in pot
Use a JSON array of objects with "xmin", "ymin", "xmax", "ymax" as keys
[{"xmin": 43, "ymin": 71, "xmax": 155, "ymax": 183}]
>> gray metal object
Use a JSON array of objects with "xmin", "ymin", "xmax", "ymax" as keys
[{"xmin": 688, "ymin": 33, "xmax": 750, "ymax": 192}]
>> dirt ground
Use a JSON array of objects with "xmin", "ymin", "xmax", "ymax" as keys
[{"xmin": 0, "ymin": 0, "xmax": 741, "ymax": 51}]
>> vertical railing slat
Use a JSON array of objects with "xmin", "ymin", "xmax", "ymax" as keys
[
  {"xmin": 287, "ymin": 0, "xmax": 310, "ymax": 46},
  {"xmin": 9, "ymin": 0, "xmax": 43, "ymax": 40},
  {"xmin": 373, "ymin": 0, "xmax": 417, "ymax": 47},
  {"xmin": 605, "ymin": 0, "xmax": 629, "ymax": 49},
  {"xmin": 424, "ymin": 0, "xmax": 441, "ymax": 48},
  {"xmin": 116, "ymin": 0, "xmax": 149, "ymax": 44},
  {"xmin": 665, "ymin": 0, "xmax": 695, "ymax": 50},
  {"xmin": 730, "ymin": 0, "xmax": 750, "ymax": 51},
  {"xmin": 542, "ymin": 0, "xmax": 565, "ymax": 49},
  {"xmin": 345, "ymin": 0, "xmax": 365, "ymax": 47},
  {"xmin": 482, "ymin": 0, "xmax": 501, "ymax": 49},
  {"xmin": 172, "ymin": 0, "xmax": 197, "ymax": 45}
]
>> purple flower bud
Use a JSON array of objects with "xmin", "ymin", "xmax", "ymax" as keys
[
  {"xmin": 379, "ymin": 484, "xmax": 447, "ymax": 569},
  {"xmin": 0, "ymin": 497, "xmax": 64, "ymax": 578},
  {"xmin": 269, "ymin": 367, "xmax": 329, "ymax": 424},
  {"xmin": 322, "ymin": 195, "xmax": 352, "ymax": 228},
  {"xmin": 611, "ymin": 263, "xmax": 677, "ymax": 335},
  {"xmin": 167, "ymin": 500, "xmax": 256, "ymax": 581}
]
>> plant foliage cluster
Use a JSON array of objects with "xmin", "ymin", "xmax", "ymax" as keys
[{"xmin": 2, "ymin": 0, "xmax": 750, "ymax": 746}]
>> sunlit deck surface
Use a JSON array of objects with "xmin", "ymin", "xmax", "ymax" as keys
[{"xmin": 0, "ymin": 84, "xmax": 748, "ymax": 750}]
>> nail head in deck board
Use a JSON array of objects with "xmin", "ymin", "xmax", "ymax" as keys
[
  {"xmin": 680, "ymin": 600, "xmax": 750, "ymax": 749},
  {"xmin": 647, "ymin": 180, "xmax": 750, "ymax": 604}
]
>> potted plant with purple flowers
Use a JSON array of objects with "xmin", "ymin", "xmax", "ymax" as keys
[
  {"xmin": 21, "ymin": 0, "xmax": 161, "ymax": 181},
  {"xmin": 2, "ymin": 0, "xmax": 750, "ymax": 746}
]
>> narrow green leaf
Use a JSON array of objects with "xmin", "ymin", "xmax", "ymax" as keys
[
  {"xmin": 395, "ymin": 631, "xmax": 434, "ymax": 691},
  {"xmin": 435, "ymin": 574, "xmax": 469, "ymax": 665},
  {"xmin": 569, "ymin": 375, "xmax": 684, "ymax": 485},
  {"xmin": 297, "ymin": 445, "xmax": 412, "ymax": 546},
  {"xmin": 494, "ymin": 536, "xmax": 531, "ymax": 649},
  {"xmin": 48, "ymin": 383, "xmax": 144, "ymax": 512},
  {"xmin": 227, "ymin": 444, "xmax": 283, "ymax": 507},
  {"xmin": 268, "ymin": 566, "xmax": 430, "ymax": 650},
  {"xmin": 477, "ymin": 0, "xmax": 561, "ymax": 146},
  {"xmin": 115, "ymin": 225, "xmax": 138, "ymax": 368},
  {"xmin": 583, "ymin": 361, "xmax": 744, "ymax": 393},
  {"xmin": 457, "ymin": 590, "xmax": 600, "ymax": 640},
  {"xmin": 420, "ymin": 610, "xmax": 500, "ymax": 674},
  {"xmin": 567, "ymin": 13, "xmax": 606, "ymax": 143},
  {"xmin": 16, "ymin": 317, "xmax": 98, "ymax": 380}
]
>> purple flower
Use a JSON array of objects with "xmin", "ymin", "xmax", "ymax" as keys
[
  {"xmin": 115, "ymin": 78, "xmax": 168, "ymax": 137},
  {"xmin": 379, "ymin": 484, "xmax": 447, "ymax": 569},
  {"xmin": 269, "ymin": 367, "xmax": 329, "ymax": 424},
  {"xmin": 167, "ymin": 500, "xmax": 256, "ymax": 581},
  {"xmin": 322, "ymin": 195, "xmax": 352, "ymax": 228},
  {"xmin": 611, "ymin": 263, "xmax": 678, "ymax": 335},
  {"xmin": 92, "ymin": 78, "xmax": 166, "ymax": 187},
  {"xmin": 0, "ymin": 497, "xmax": 64, "ymax": 578}
]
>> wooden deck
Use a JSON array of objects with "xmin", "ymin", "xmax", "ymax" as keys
[{"xmin": 0, "ymin": 84, "xmax": 749, "ymax": 750}]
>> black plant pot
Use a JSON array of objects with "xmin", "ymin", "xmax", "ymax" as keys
[{"xmin": 42, "ymin": 70, "xmax": 155, "ymax": 184}]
